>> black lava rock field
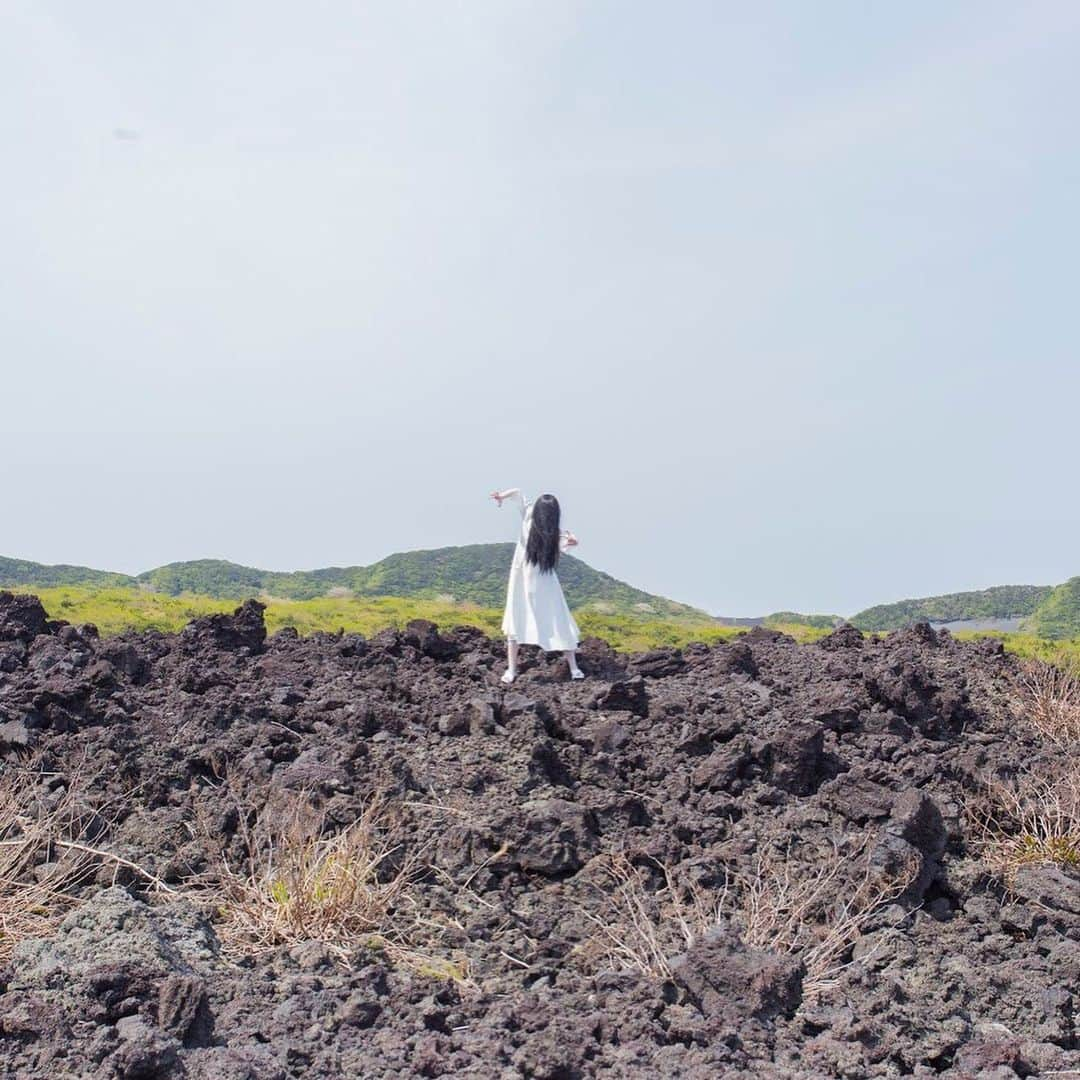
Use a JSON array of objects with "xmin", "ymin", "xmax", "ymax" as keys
[{"xmin": 0, "ymin": 590, "xmax": 1077, "ymax": 1078}]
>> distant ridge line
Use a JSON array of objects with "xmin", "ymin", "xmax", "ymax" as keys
[
  {"xmin": 0, "ymin": 548, "xmax": 716, "ymax": 625},
  {"xmin": 4, "ymin": 554, "xmax": 1079, "ymax": 638}
]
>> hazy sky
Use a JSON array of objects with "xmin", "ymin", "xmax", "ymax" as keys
[{"xmin": 4, "ymin": 2, "xmax": 1079, "ymax": 617}]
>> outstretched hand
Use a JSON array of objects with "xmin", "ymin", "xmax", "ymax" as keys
[
  {"xmin": 490, "ymin": 490, "xmax": 505, "ymax": 506},
  {"xmin": 564, "ymin": 531, "xmax": 579, "ymax": 548}
]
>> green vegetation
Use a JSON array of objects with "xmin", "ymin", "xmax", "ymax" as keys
[
  {"xmin": 14, "ymin": 585, "xmax": 1080, "ymax": 662},
  {"xmin": 1025, "ymin": 578, "xmax": 1080, "ymax": 641},
  {"xmin": 763, "ymin": 612, "xmax": 841, "ymax": 630},
  {"xmin": 1, "ymin": 548, "xmax": 713, "ymax": 625},
  {"xmin": 0, "ymin": 556, "xmax": 132, "ymax": 590},
  {"xmin": 12, "ymin": 551, "xmax": 1080, "ymax": 642},
  {"xmin": 851, "ymin": 585, "xmax": 1053, "ymax": 632},
  {"xmin": 15, "ymin": 586, "xmax": 742, "ymax": 652},
  {"xmin": 768, "ymin": 622, "xmax": 834, "ymax": 643},
  {"xmin": 951, "ymin": 630, "xmax": 1080, "ymax": 669},
  {"xmin": 136, "ymin": 547, "xmax": 715, "ymax": 623},
  {"xmin": 574, "ymin": 613, "xmax": 750, "ymax": 652},
  {"xmin": 137, "ymin": 560, "xmax": 281, "ymax": 598},
  {"xmin": 24, "ymin": 587, "xmax": 238, "ymax": 635},
  {"xmin": 19, "ymin": 586, "xmax": 499, "ymax": 641},
  {"xmin": 851, "ymin": 582, "xmax": 1080, "ymax": 641}
]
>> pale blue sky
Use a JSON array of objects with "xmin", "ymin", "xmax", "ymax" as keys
[{"xmin": 3, "ymin": 2, "xmax": 1078, "ymax": 616}]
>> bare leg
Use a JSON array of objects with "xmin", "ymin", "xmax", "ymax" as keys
[
  {"xmin": 565, "ymin": 649, "xmax": 584, "ymax": 679},
  {"xmin": 502, "ymin": 639, "xmax": 520, "ymax": 683}
]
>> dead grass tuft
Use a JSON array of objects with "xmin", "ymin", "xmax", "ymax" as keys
[
  {"xmin": 740, "ymin": 841, "xmax": 917, "ymax": 997},
  {"xmin": 972, "ymin": 766, "xmax": 1080, "ymax": 888},
  {"xmin": 577, "ymin": 838, "xmax": 916, "ymax": 999},
  {"xmin": 575, "ymin": 853, "xmax": 720, "ymax": 980},
  {"xmin": 0, "ymin": 768, "xmax": 105, "ymax": 960},
  {"xmin": 203, "ymin": 794, "xmax": 469, "ymax": 980},
  {"xmin": 1015, "ymin": 660, "xmax": 1080, "ymax": 745}
]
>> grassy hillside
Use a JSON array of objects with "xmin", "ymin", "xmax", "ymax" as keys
[
  {"xmin": 12, "ymin": 584, "xmax": 1080, "ymax": 663},
  {"xmin": 1025, "ymin": 578, "xmax": 1080, "ymax": 640},
  {"xmin": 137, "ymin": 560, "xmax": 354, "ymax": 601},
  {"xmin": 137, "ymin": 560, "xmax": 277, "ymax": 597},
  {"xmin": 139, "ymin": 548, "xmax": 713, "ymax": 621},
  {"xmin": 0, "ymin": 556, "xmax": 133, "ymax": 590},
  {"xmin": 10, "ymin": 553, "xmax": 1080, "ymax": 639},
  {"xmin": 14, "ymin": 586, "xmax": 744, "ymax": 653},
  {"xmin": 850, "ymin": 585, "xmax": 1053, "ymax": 632},
  {"xmin": 344, "ymin": 546, "xmax": 517, "ymax": 606},
  {"xmin": 953, "ymin": 629, "xmax": 1080, "ymax": 670},
  {"xmin": 2, "ymin": 547, "xmax": 713, "ymax": 624},
  {"xmin": 763, "ymin": 611, "xmax": 842, "ymax": 630}
]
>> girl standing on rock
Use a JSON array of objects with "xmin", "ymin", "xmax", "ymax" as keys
[{"xmin": 491, "ymin": 488, "xmax": 584, "ymax": 684}]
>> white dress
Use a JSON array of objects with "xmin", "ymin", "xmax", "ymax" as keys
[{"xmin": 501, "ymin": 491, "xmax": 581, "ymax": 651}]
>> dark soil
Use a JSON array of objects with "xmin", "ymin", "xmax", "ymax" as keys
[{"xmin": 0, "ymin": 591, "xmax": 1077, "ymax": 1079}]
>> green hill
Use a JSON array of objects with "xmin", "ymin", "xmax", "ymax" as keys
[
  {"xmin": 850, "ymin": 585, "xmax": 1053, "ymax": 632},
  {"xmin": 763, "ymin": 611, "xmax": 842, "ymax": 630},
  {"xmin": 137, "ymin": 560, "xmax": 273, "ymax": 597},
  {"xmin": 9, "ymin": 551, "xmax": 1080, "ymax": 637},
  {"xmin": 0, "ymin": 547, "xmax": 714, "ymax": 624},
  {"xmin": 0, "ymin": 556, "xmax": 133, "ymax": 590},
  {"xmin": 1025, "ymin": 578, "xmax": 1080, "ymax": 640}
]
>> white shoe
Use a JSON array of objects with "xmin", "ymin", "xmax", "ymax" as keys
[
  {"xmin": 501, "ymin": 669, "xmax": 516, "ymax": 684},
  {"xmin": 570, "ymin": 669, "xmax": 585, "ymax": 681}
]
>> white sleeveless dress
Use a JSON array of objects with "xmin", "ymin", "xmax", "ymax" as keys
[{"xmin": 501, "ymin": 492, "xmax": 581, "ymax": 651}]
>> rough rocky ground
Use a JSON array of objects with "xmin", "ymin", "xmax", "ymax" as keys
[{"xmin": 0, "ymin": 590, "xmax": 1077, "ymax": 1079}]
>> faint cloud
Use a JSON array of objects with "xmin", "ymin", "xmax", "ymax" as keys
[
  {"xmin": 112, "ymin": 128, "xmax": 140, "ymax": 141},
  {"xmin": 765, "ymin": 6, "xmax": 1080, "ymax": 167}
]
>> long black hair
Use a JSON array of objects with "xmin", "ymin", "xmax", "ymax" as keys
[{"xmin": 525, "ymin": 494, "xmax": 561, "ymax": 573}]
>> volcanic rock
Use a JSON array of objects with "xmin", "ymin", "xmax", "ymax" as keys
[{"xmin": 0, "ymin": 596, "xmax": 1073, "ymax": 1077}]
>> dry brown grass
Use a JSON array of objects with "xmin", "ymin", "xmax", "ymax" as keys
[
  {"xmin": 1015, "ymin": 660, "xmax": 1080, "ymax": 745},
  {"xmin": 968, "ymin": 658, "xmax": 1080, "ymax": 888},
  {"xmin": 576, "ymin": 838, "xmax": 916, "ymax": 999},
  {"xmin": 575, "ymin": 853, "xmax": 721, "ymax": 980},
  {"xmin": 0, "ymin": 766, "xmax": 125, "ymax": 960},
  {"xmin": 203, "ymin": 794, "xmax": 469, "ymax": 981},
  {"xmin": 740, "ymin": 842, "xmax": 917, "ymax": 997},
  {"xmin": 972, "ymin": 765, "xmax": 1080, "ymax": 888}
]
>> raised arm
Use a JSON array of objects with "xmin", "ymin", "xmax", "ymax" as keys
[{"xmin": 490, "ymin": 488, "xmax": 527, "ymax": 517}]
